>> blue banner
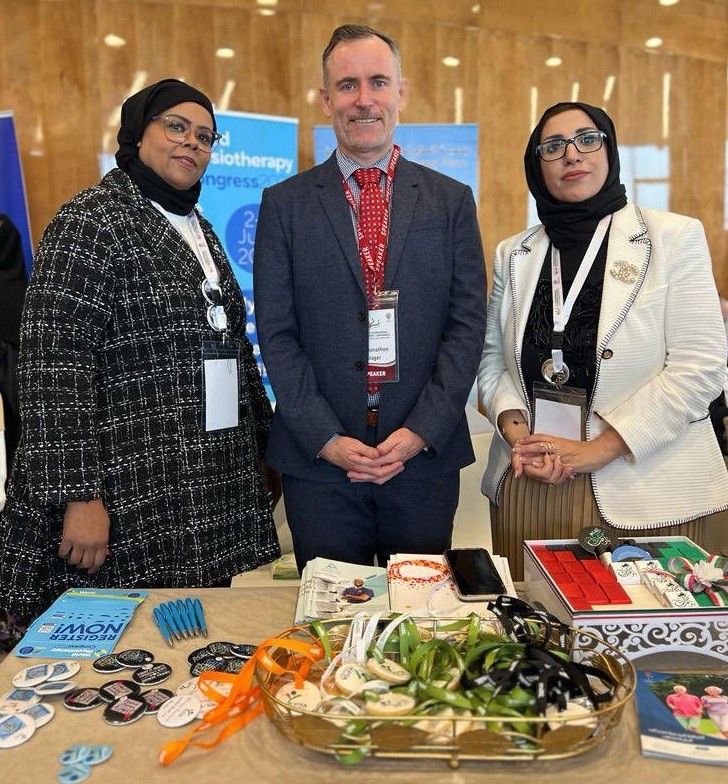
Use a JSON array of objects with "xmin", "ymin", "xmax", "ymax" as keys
[
  {"xmin": 313, "ymin": 123, "xmax": 479, "ymax": 201},
  {"xmin": 0, "ymin": 111, "xmax": 33, "ymax": 274},
  {"xmin": 199, "ymin": 110, "xmax": 298, "ymax": 401}
]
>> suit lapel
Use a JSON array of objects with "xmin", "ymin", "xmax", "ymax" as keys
[
  {"xmin": 597, "ymin": 204, "xmax": 650, "ymax": 349},
  {"xmin": 316, "ymin": 155, "xmax": 364, "ymax": 293},
  {"xmin": 510, "ymin": 225, "xmax": 549, "ymax": 352},
  {"xmin": 384, "ymin": 159, "xmax": 419, "ymax": 288}
]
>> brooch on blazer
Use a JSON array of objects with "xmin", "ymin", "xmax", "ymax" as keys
[{"xmin": 609, "ymin": 260, "xmax": 639, "ymax": 284}]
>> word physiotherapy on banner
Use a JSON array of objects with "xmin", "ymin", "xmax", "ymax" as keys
[{"xmin": 198, "ymin": 110, "xmax": 298, "ymax": 402}]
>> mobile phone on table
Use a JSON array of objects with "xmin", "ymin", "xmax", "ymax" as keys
[{"xmin": 443, "ymin": 547, "xmax": 506, "ymax": 601}]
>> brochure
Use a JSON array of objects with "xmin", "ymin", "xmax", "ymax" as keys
[
  {"xmin": 636, "ymin": 670, "xmax": 728, "ymax": 766},
  {"xmin": 293, "ymin": 553, "xmax": 516, "ymax": 625},
  {"xmin": 14, "ymin": 588, "xmax": 148, "ymax": 659}
]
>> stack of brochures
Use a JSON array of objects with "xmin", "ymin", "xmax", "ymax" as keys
[
  {"xmin": 14, "ymin": 588, "xmax": 148, "ymax": 659},
  {"xmin": 294, "ymin": 553, "xmax": 515, "ymax": 625}
]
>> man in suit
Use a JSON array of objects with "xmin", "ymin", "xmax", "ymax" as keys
[{"xmin": 253, "ymin": 24, "xmax": 486, "ymax": 571}]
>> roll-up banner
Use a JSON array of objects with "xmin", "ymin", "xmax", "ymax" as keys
[
  {"xmin": 0, "ymin": 111, "xmax": 33, "ymax": 274},
  {"xmin": 197, "ymin": 110, "xmax": 299, "ymax": 402},
  {"xmin": 313, "ymin": 123, "xmax": 479, "ymax": 201}
]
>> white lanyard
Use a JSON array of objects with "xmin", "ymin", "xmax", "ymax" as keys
[
  {"xmin": 186, "ymin": 211, "xmax": 219, "ymax": 285},
  {"xmin": 549, "ymin": 215, "xmax": 611, "ymax": 374}
]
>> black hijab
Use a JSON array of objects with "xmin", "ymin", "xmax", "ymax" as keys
[
  {"xmin": 524, "ymin": 102, "xmax": 627, "ymax": 250},
  {"xmin": 115, "ymin": 79, "xmax": 216, "ymax": 215},
  {"xmin": 0, "ymin": 214, "xmax": 27, "ymax": 346}
]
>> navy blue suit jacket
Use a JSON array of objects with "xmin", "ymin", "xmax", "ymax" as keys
[{"xmin": 253, "ymin": 153, "xmax": 486, "ymax": 482}]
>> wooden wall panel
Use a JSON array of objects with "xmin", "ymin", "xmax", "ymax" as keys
[{"xmin": 0, "ymin": 0, "xmax": 726, "ymax": 288}]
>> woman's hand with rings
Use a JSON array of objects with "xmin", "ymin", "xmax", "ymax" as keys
[{"xmin": 511, "ymin": 434, "xmax": 574, "ymax": 485}]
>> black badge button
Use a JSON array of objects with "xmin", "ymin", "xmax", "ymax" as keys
[
  {"xmin": 103, "ymin": 695, "xmax": 147, "ymax": 726},
  {"xmin": 229, "ymin": 643, "xmax": 257, "ymax": 659},
  {"xmin": 115, "ymin": 649, "xmax": 154, "ymax": 668},
  {"xmin": 140, "ymin": 688, "xmax": 174, "ymax": 714},
  {"xmin": 132, "ymin": 663, "xmax": 172, "ymax": 686},
  {"xmin": 189, "ymin": 657, "xmax": 226, "ymax": 677},
  {"xmin": 225, "ymin": 658, "xmax": 246, "ymax": 675},
  {"xmin": 63, "ymin": 687, "xmax": 102, "ymax": 711},
  {"xmin": 92, "ymin": 654, "xmax": 123, "ymax": 674},
  {"xmin": 98, "ymin": 679, "xmax": 141, "ymax": 703},
  {"xmin": 205, "ymin": 641, "xmax": 235, "ymax": 657},
  {"xmin": 187, "ymin": 648, "xmax": 213, "ymax": 666}
]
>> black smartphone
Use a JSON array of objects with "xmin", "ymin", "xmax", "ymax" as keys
[{"xmin": 444, "ymin": 548, "xmax": 506, "ymax": 601}]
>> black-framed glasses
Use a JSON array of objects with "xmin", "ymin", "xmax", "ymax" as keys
[
  {"xmin": 152, "ymin": 114, "xmax": 222, "ymax": 152},
  {"xmin": 201, "ymin": 279, "xmax": 227, "ymax": 332},
  {"xmin": 536, "ymin": 131, "xmax": 607, "ymax": 161}
]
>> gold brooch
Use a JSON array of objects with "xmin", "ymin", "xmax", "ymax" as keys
[{"xmin": 609, "ymin": 260, "xmax": 639, "ymax": 284}]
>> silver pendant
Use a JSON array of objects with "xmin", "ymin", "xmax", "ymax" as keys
[{"xmin": 541, "ymin": 358, "xmax": 570, "ymax": 386}]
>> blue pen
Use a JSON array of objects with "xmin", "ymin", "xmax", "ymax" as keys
[
  {"xmin": 192, "ymin": 597, "xmax": 208, "ymax": 638},
  {"xmin": 160, "ymin": 602, "xmax": 185, "ymax": 641},
  {"xmin": 175, "ymin": 599, "xmax": 194, "ymax": 637},
  {"xmin": 184, "ymin": 597, "xmax": 201, "ymax": 636},
  {"xmin": 152, "ymin": 606, "xmax": 174, "ymax": 648}
]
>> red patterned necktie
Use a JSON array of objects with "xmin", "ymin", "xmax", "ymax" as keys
[{"xmin": 353, "ymin": 167, "xmax": 385, "ymax": 299}]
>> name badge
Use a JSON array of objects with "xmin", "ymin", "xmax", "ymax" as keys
[
  {"xmin": 201, "ymin": 341, "xmax": 239, "ymax": 432},
  {"xmin": 368, "ymin": 290, "xmax": 399, "ymax": 383},
  {"xmin": 532, "ymin": 382, "xmax": 587, "ymax": 441}
]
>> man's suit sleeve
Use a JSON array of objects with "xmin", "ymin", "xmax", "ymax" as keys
[
  {"xmin": 253, "ymin": 187, "xmax": 345, "ymax": 458},
  {"xmin": 401, "ymin": 186, "xmax": 487, "ymax": 452}
]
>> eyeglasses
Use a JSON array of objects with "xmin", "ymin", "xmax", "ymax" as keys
[
  {"xmin": 152, "ymin": 114, "xmax": 222, "ymax": 152},
  {"xmin": 535, "ymin": 131, "xmax": 607, "ymax": 161},
  {"xmin": 201, "ymin": 279, "xmax": 228, "ymax": 332}
]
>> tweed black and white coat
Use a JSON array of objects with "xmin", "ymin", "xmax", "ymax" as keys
[{"xmin": 0, "ymin": 169, "xmax": 280, "ymax": 619}]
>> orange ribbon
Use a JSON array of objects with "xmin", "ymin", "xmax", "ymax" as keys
[{"xmin": 158, "ymin": 628, "xmax": 325, "ymax": 766}]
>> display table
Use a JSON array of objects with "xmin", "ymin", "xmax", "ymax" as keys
[{"xmin": 1, "ymin": 586, "xmax": 725, "ymax": 783}]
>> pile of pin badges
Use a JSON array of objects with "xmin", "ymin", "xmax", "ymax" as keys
[
  {"xmin": 0, "ymin": 660, "xmax": 82, "ymax": 748},
  {"xmin": 57, "ymin": 744, "xmax": 113, "ymax": 783},
  {"xmin": 187, "ymin": 641, "xmax": 257, "ymax": 676}
]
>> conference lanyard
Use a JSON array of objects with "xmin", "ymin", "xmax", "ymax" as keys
[
  {"xmin": 341, "ymin": 144, "xmax": 400, "ymax": 298},
  {"xmin": 548, "ymin": 215, "xmax": 611, "ymax": 378}
]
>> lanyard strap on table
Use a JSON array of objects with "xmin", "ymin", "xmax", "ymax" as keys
[
  {"xmin": 549, "ymin": 215, "xmax": 611, "ymax": 375},
  {"xmin": 158, "ymin": 629, "xmax": 324, "ymax": 766}
]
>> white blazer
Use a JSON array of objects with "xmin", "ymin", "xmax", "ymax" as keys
[{"xmin": 478, "ymin": 202, "xmax": 728, "ymax": 528}]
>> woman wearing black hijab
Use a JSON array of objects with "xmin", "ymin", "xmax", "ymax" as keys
[
  {"xmin": 478, "ymin": 102, "xmax": 728, "ymax": 579},
  {"xmin": 0, "ymin": 79, "xmax": 280, "ymax": 624}
]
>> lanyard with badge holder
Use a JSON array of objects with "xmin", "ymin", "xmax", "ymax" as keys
[
  {"xmin": 187, "ymin": 211, "xmax": 240, "ymax": 433},
  {"xmin": 342, "ymin": 145, "xmax": 401, "ymax": 386},
  {"xmin": 532, "ymin": 215, "xmax": 611, "ymax": 441}
]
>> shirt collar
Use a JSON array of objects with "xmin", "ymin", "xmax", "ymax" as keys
[{"xmin": 336, "ymin": 147, "xmax": 394, "ymax": 181}]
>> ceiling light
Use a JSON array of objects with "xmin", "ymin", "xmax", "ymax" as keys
[
  {"xmin": 545, "ymin": 56, "xmax": 562, "ymax": 67},
  {"xmin": 659, "ymin": 0, "xmax": 679, "ymax": 6},
  {"xmin": 471, "ymin": 3, "xmax": 481, "ymax": 11},
  {"xmin": 645, "ymin": 37, "xmax": 663, "ymax": 48},
  {"xmin": 256, "ymin": 8, "xmax": 275, "ymax": 15},
  {"xmin": 104, "ymin": 33, "xmax": 126, "ymax": 48},
  {"xmin": 216, "ymin": 48, "xmax": 235, "ymax": 59},
  {"xmin": 256, "ymin": 0, "xmax": 278, "ymax": 5},
  {"xmin": 442, "ymin": 56, "xmax": 460, "ymax": 68}
]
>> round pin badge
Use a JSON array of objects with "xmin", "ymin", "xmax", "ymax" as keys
[
  {"xmin": 132, "ymin": 662, "xmax": 172, "ymax": 686},
  {"xmin": 229, "ymin": 643, "xmax": 257, "ymax": 659},
  {"xmin": 33, "ymin": 680, "xmax": 76, "ymax": 697},
  {"xmin": 103, "ymin": 695, "xmax": 147, "ymax": 726},
  {"xmin": 156, "ymin": 695, "xmax": 201, "ymax": 728},
  {"xmin": 12, "ymin": 663, "xmax": 53, "ymax": 689},
  {"xmin": 92, "ymin": 654, "xmax": 123, "ymax": 674},
  {"xmin": 58, "ymin": 763, "xmax": 91, "ymax": 784},
  {"xmin": 205, "ymin": 641, "xmax": 235, "ymax": 657},
  {"xmin": 225, "ymin": 658, "xmax": 246, "ymax": 675},
  {"xmin": 141, "ymin": 688, "xmax": 174, "ymax": 714},
  {"xmin": 47, "ymin": 660, "xmax": 81, "ymax": 682},
  {"xmin": 175, "ymin": 678, "xmax": 201, "ymax": 698},
  {"xmin": 98, "ymin": 679, "xmax": 140, "ymax": 703},
  {"xmin": 0, "ymin": 687, "xmax": 42, "ymax": 713},
  {"xmin": 187, "ymin": 648, "xmax": 213, "ymax": 666},
  {"xmin": 59, "ymin": 745, "xmax": 92, "ymax": 765},
  {"xmin": 115, "ymin": 649, "xmax": 154, "ymax": 668},
  {"xmin": 20, "ymin": 701, "xmax": 55, "ymax": 728},
  {"xmin": 0, "ymin": 713, "xmax": 36, "ymax": 748},
  {"xmin": 84, "ymin": 744, "xmax": 114, "ymax": 765},
  {"xmin": 63, "ymin": 688, "xmax": 102, "ymax": 712},
  {"xmin": 189, "ymin": 657, "xmax": 227, "ymax": 677}
]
